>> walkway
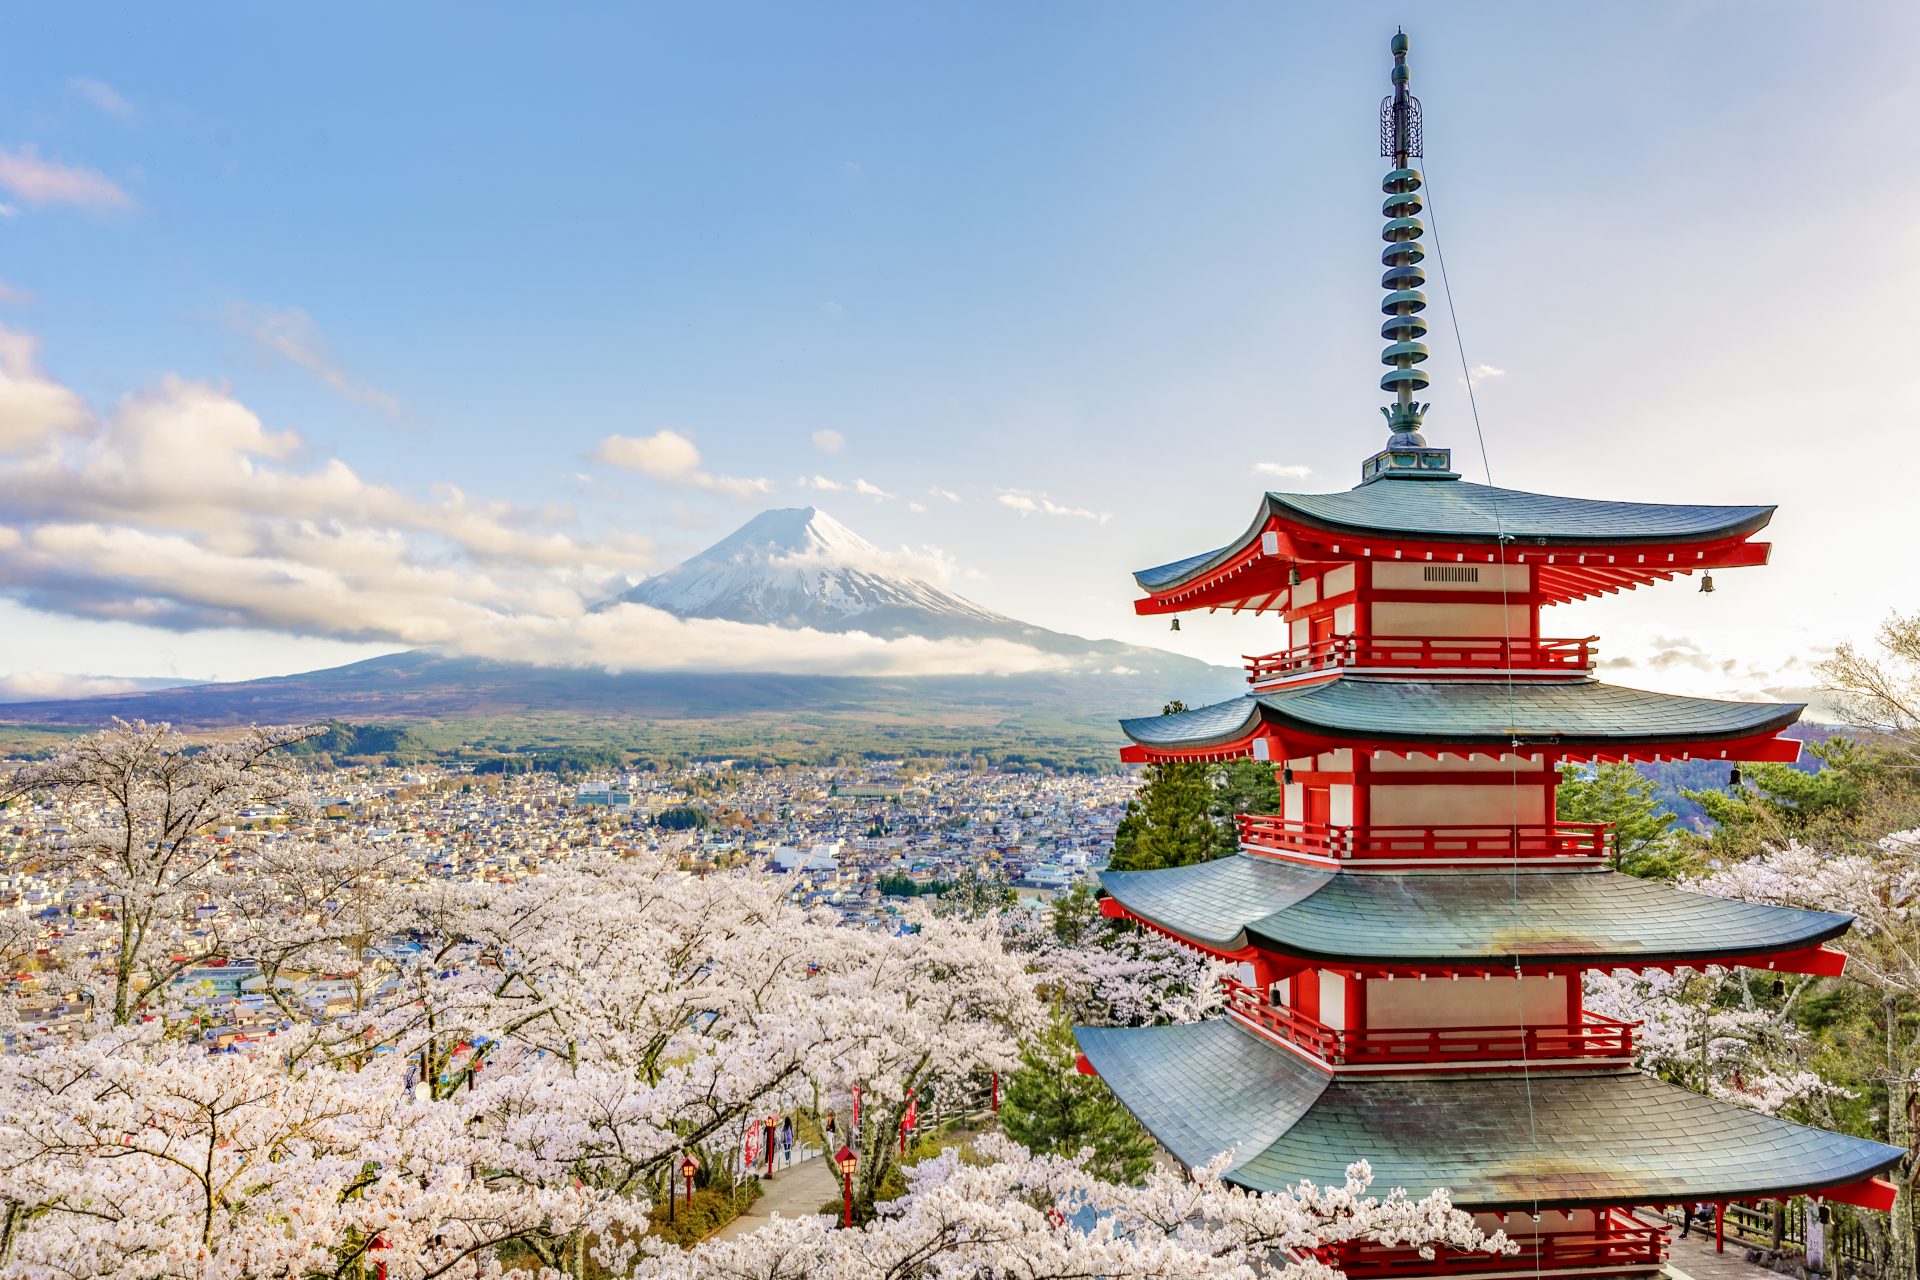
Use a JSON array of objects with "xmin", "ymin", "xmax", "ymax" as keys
[
  {"xmin": 712, "ymin": 1147, "xmax": 838, "ymax": 1240},
  {"xmin": 1667, "ymin": 1227, "xmax": 1788, "ymax": 1280}
]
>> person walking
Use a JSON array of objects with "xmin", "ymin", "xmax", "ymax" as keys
[
  {"xmin": 1679, "ymin": 1202, "xmax": 1708, "ymax": 1239},
  {"xmin": 780, "ymin": 1114, "xmax": 794, "ymax": 1166}
]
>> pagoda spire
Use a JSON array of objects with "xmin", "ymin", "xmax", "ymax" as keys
[{"xmin": 1362, "ymin": 29, "xmax": 1455, "ymax": 484}]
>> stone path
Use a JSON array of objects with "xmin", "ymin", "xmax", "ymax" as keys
[
  {"xmin": 1667, "ymin": 1224, "xmax": 1789, "ymax": 1280},
  {"xmin": 711, "ymin": 1148, "xmax": 838, "ymax": 1240}
]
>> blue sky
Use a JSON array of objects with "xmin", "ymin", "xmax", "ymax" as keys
[{"xmin": 0, "ymin": 3, "xmax": 1912, "ymax": 703}]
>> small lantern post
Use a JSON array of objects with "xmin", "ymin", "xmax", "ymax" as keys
[{"xmin": 834, "ymin": 1144, "xmax": 858, "ymax": 1228}]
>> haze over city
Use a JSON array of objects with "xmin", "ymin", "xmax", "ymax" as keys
[{"xmin": 0, "ymin": 3, "xmax": 1912, "ymax": 709}]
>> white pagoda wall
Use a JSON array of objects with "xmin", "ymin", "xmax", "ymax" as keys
[
  {"xmin": 1367, "ymin": 783, "xmax": 1547, "ymax": 827},
  {"xmin": 1365, "ymin": 974, "xmax": 1570, "ymax": 1029}
]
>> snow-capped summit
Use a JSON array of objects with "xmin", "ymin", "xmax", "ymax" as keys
[{"xmin": 614, "ymin": 507, "xmax": 1013, "ymax": 638}]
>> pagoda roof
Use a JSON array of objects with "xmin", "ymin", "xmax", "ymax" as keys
[
  {"xmin": 1098, "ymin": 856, "xmax": 1851, "ymax": 969},
  {"xmin": 1134, "ymin": 481, "xmax": 1774, "ymax": 594},
  {"xmin": 1120, "ymin": 678, "xmax": 1802, "ymax": 757},
  {"xmin": 1075, "ymin": 1019, "xmax": 1902, "ymax": 1209}
]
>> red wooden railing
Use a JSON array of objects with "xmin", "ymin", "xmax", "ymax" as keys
[
  {"xmin": 1243, "ymin": 635, "xmax": 1597, "ymax": 683},
  {"xmin": 1237, "ymin": 815, "xmax": 1612, "ymax": 861},
  {"xmin": 1318, "ymin": 1207, "xmax": 1668, "ymax": 1277},
  {"xmin": 1221, "ymin": 980, "xmax": 1637, "ymax": 1067}
]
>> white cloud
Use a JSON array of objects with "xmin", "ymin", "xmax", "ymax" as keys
[
  {"xmin": 228, "ymin": 303, "xmax": 401, "ymax": 416},
  {"xmin": 801, "ymin": 474, "xmax": 892, "ymax": 502},
  {"xmin": 906, "ymin": 501, "xmax": 927, "ymax": 514},
  {"xmin": 1253, "ymin": 462, "xmax": 1313, "ymax": 480},
  {"xmin": 0, "ymin": 146, "xmax": 131, "ymax": 210},
  {"xmin": 1463, "ymin": 363, "xmax": 1506, "ymax": 383},
  {"xmin": 68, "ymin": 77, "xmax": 134, "ymax": 119},
  {"xmin": 927, "ymin": 487, "xmax": 963, "ymax": 504},
  {"xmin": 811, "ymin": 428, "xmax": 845, "ymax": 454},
  {"xmin": 0, "ymin": 280, "xmax": 33, "ymax": 307},
  {"xmin": 0, "ymin": 327, "xmax": 87, "ymax": 450},
  {"xmin": 996, "ymin": 489, "xmax": 1108, "ymax": 523},
  {"xmin": 0, "ymin": 671, "xmax": 152, "ymax": 701},
  {"xmin": 595, "ymin": 429, "xmax": 770, "ymax": 498},
  {"xmin": 0, "ymin": 328, "xmax": 1067, "ymax": 678}
]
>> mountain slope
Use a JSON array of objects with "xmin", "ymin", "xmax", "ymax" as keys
[{"xmin": 614, "ymin": 507, "xmax": 1011, "ymax": 638}]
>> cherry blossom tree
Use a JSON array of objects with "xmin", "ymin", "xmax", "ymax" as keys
[
  {"xmin": 1, "ymin": 720, "xmax": 315, "ymax": 1024},
  {"xmin": 633, "ymin": 1136, "xmax": 1510, "ymax": 1280}
]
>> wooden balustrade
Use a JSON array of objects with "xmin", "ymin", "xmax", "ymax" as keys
[
  {"xmin": 1243, "ymin": 635, "xmax": 1597, "ymax": 683},
  {"xmin": 1221, "ymin": 979, "xmax": 1637, "ymax": 1067},
  {"xmin": 1320, "ymin": 1207, "xmax": 1667, "ymax": 1277},
  {"xmin": 1237, "ymin": 815, "xmax": 1611, "ymax": 861}
]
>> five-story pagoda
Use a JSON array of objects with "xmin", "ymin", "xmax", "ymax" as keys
[{"xmin": 1075, "ymin": 31, "xmax": 1902, "ymax": 1279}]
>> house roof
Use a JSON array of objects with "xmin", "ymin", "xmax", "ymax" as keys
[
  {"xmin": 1118, "ymin": 679, "xmax": 1802, "ymax": 753},
  {"xmin": 1097, "ymin": 856, "xmax": 1852, "ymax": 967},
  {"xmin": 1075, "ymin": 1019, "xmax": 1902, "ymax": 1209},
  {"xmin": 1133, "ymin": 483, "xmax": 1775, "ymax": 593}
]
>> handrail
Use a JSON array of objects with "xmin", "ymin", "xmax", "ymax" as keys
[
  {"xmin": 1244, "ymin": 635, "xmax": 1598, "ymax": 683},
  {"xmin": 1237, "ymin": 815, "xmax": 1612, "ymax": 861},
  {"xmin": 1221, "ymin": 979, "xmax": 1637, "ymax": 1066},
  {"xmin": 1321, "ymin": 1208, "xmax": 1667, "ymax": 1276}
]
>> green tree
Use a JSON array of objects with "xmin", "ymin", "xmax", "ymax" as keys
[
  {"xmin": 1683, "ymin": 737, "xmax": 1917, "ymax": 857},
  {"xmin": 933, "ymin": 866, "xmax": 1015, "ymax": 918},
  {"xmin": 1212, "ymin": 757, "xmax": 1281, "ymax": 825},
  {"xmin": 1000, "ymin": 1011, "xmax": 1155, "ymax": 1183},
  {"xmin": 1556, "ymin": 761, "xmax": 1681, "ymax": 878},
  {"xmin": 1109, "ymin": 702, "xmax": 1234, "ymax": 872}
]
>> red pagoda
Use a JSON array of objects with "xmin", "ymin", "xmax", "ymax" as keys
[{"xmin": 1075, "ymin": 31, "xmax": 1901, "ymax": 1279}]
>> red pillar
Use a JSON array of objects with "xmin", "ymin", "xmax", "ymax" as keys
[
  {"xmin": 1715, "ymin": 1202, "xmax": 1725, "ymax": 1254},
  {"xmin": 765, "ymin": 1119, "xmax": 776, "ymax": 1179},
  {"xmin": 991, "ymin": 1072, "xmax": 999, "ymax": 1112}
]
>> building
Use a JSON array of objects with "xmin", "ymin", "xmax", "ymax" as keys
[{"xmin": 1074, "ymin": 31, "xmax": 1902, "ymax": 1280}]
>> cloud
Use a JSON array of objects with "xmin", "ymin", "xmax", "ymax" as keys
[
  {"xmin": 0, "ymin": 327, "xmax": 88, "ymax": 450},
  {"xmin": 906, "ymin": 501, "xmax": 927, "ymax": 514},
  {"xmin": 0, "ymin": 280, "xmax": 34, "ymax": 307},
  {"xmin": 68, "ymin": 77, "xmax": 134, "ymax": 119},
  {"xmin": 0, "ymin": 327, "xmax": 1064, "ymax": 678},
  {"xmin": 996, "ymin": 489, "xmax": 1109, "ymax": 523},
  {"xmin": 595, "ymin": 429, "xmax": 770, "ymax": 498},
  {"xmin": 0, "ymin": 146, "xmax": 132, "ymax": 210},
  {"xmin": 228, "ymin": 303, "xmax": 401, "ymax": 415},
  {"xmin": 927, "ymin": 487, "xmax": 962, "ymax": 504},
  {"xmin": 811, "ymin": 428, "xmax": 845, "ymax": 454},
  {"xmin": 0, "ymin": 671, "xmax": 165, "ymax": 702},
  {"xmin": 1253, "ymin": 462, "xmax": 1313, "ymax": 480},
  {"xmin": 1462, "ymin": 363, "xmax": 1505, "ymax": 384},
  {"xmin": 802, "ymin": 474, "xmax": 892, "ymax": 502}
]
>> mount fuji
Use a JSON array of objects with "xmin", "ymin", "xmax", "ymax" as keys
[
  {"xmin": 0, "ymin": 508, "xmax": 1238, "ymax": 757},
  {"xmin": 610, "ymin": 507, "xmax": 1015, "ymax": 639}
]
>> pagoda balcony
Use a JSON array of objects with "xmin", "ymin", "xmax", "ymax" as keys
[
  {"xmin": 1237, "ymin": 814, "xmax": 1612, "ymax": 863},
  {"xmin": 1316, "ymin": 1207, "xmax": 1667, "ymax": 1277},
  {"xmin": 1222, "ymin": 979, "xmax": 1638, "ymax": 1069},
  {"xmin": 1243, "ymin": 635, "xmax": 1597, "ymax": 685}
]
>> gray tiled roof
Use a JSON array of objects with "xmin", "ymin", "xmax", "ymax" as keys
[
  {"xmin": 1132, "ymin": 482, "xmax": 1775, "ymax": 592},
  {"xmin": 1098, "ymin": 856, "xmax": 1852, "ymax": 965},
  {"xmin": 1119, "ymin": 679, "xmax": 1802, "ymax": 750},
  {"xmin": 1076, "ymin": 1019, "xmax": 1902, "ymax": 1208}
]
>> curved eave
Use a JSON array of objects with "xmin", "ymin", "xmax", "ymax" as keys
[
  {"xmin": 1076, "ymin": 1020, "xmax": 1903, "ymax": 1211},
  {"xmin": 1132, "ymin": 488, "xmax": 1777, "ymax": 612},
  {"xmin": 1119, "ymin": 681, "xmax": 1806, "ymax": 764},
  {"xmin": 1097, "ymin": 857, "xmax": 1855, "ymax": 973}
]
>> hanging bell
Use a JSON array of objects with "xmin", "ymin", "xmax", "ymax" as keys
[
  {"xmin": 1282, "ymin": 766, "xmax": 1295, "ymax": 785},
  {"xmin": 1169, "ymin": 617, "xmax": 1181, "ymax": 632},
  {"xmin": 1729, "ymin": 766, "xmax": 1743, "ymax": 787},
  {"xmin": 1698, "ymin": 572, "xmax": 1715, "ymax": 593},
  {"xmin": 1772, "ymin": 977, "xmax": 1786, "ymax": 999},
  {"xmin": 1289, "ymin": 567, "xmax": 1303, "ymax": 587}
]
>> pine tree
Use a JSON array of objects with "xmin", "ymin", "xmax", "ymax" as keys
[
  {"xmin": 1000, "ymin": 1011, "xmax": 1156, "ymax": 1183},
  {"xmin": 1108, "ymin": 702, "xmax": 1235, "ymax": 872},
  {"xmin": 1556, "ymin": 761, "xmax": 1680, "ymax": 879}
]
